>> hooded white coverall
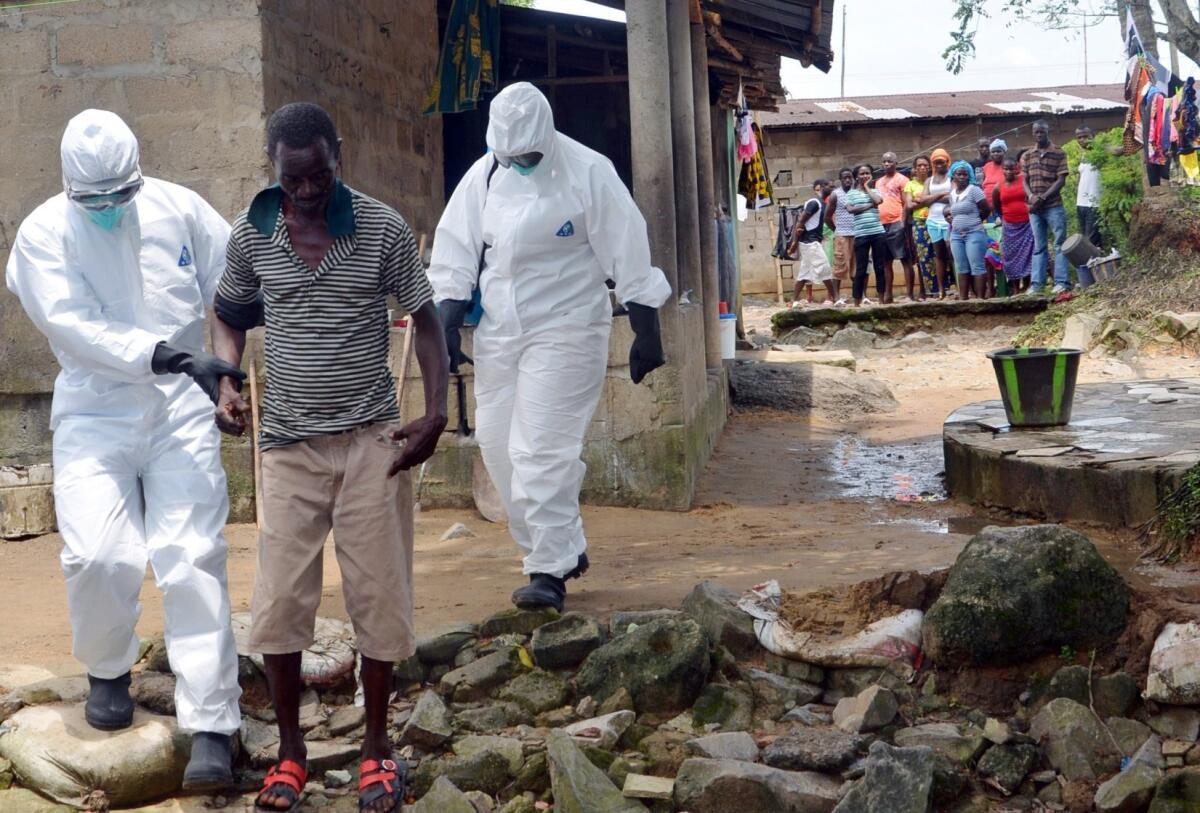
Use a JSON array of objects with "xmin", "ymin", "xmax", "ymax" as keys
[
  {"xmin": 4, "ymin": 110, "xmax": 241, "ymax": 734},
  {"xmin": 428, "ymin": 83, "xmax": 671, "ymax": 579}
]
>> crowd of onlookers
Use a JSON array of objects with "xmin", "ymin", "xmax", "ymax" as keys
[{"xmin": 785, "ymin": 119, "xmax": 1104, "ymax": 308}]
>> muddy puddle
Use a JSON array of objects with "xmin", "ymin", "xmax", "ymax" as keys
[{"xmin": 830, "ymin": 435, "xmax": 947, "ymax": 502}]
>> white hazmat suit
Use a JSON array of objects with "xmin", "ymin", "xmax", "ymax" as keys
[
  {"xmin": 429, "ymin": 83, "xmax": 671, "ymax": 581},
  {"xmin": 5, "ymin": 110, "xmax": 241, "ymax": 735}
]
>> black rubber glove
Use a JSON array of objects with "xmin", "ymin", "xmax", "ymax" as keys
[
  {"xmin": 626, "ymin": 302, "xmax": 665, "ymax": 384},
  {"xmin": 152, "ymin": 342, "xmax": 246, "ymax": 404},
  {"xmin": 437, "ymin": 298, "xmax": 473, "ymax": 373}
]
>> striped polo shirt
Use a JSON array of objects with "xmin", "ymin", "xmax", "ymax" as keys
[{"xmin": 217, "ymin": 181, "xmax": 433, "ymax": 449}]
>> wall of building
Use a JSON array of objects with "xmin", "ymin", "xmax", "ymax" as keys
[
  {"xmin": 259, "ymin": 0, "xmax": 443, "ymax": 238},
  {"xmin": 739, "ymin": 110, "xmax": 1125, "ymax": 296},
  {"xmin": 0, "ymin": 0, "xmax": 268, "ymax": 470}
]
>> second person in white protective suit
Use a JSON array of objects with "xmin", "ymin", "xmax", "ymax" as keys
[
  {"xmin": 429, "ymin": 82, "xmax": 671, "ymax": 612},
  {"xmin": 5, "ymin": 110, "xmax": 244, "ymax": 788}
]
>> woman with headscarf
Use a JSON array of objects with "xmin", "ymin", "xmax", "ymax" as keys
[
  {"xmin": 903, "ymin": 155, "xmax": 932, "ymax": 300},
  {"xmin": 920, "ymin": 148, "xmax": 955, "ymax": 297},
  {"xmin": 981, "ymin": 139, "xmax": 1008, "ymax": 208},
  {"xmin": 992, "ymin": 155, "xmax": 1033, "ymax": 294},
  {"xmin": 945, "ymin": 159, "xmax": 991, "ymax": 300}
]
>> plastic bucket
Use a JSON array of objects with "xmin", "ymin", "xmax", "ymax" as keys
[
  {"xmin": 986, "ymin": 347, "xmax": 1083, "ymax": 427},
  {"xmin": 1062, "ymin": 234, "xmax": 1104, "ymax": 268},
  {"xmin": 720, "ymin": 313, "xmax": 737, "ymax": 359}
]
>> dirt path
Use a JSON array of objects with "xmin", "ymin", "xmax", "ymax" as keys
[{"xmin": 4, "ymin": 310, "xmax": 1199, "ymax": 675}]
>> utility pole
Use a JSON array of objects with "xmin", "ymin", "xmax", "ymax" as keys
[
  {"xmin": 840, "ymin": 2, "xmax": 847, "ymax": 98},
  {"xmin": 1082, "ymin": 11, "xmax": 1088, "ymax": 85}
]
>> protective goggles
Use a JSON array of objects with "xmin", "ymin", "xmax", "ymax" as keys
[
  {"xmin": 67, "ymin": 177, "xmax": 144, "ymax": 211},
  {"xmin": 495, "ymin": 151, "xmax": 543, "ymax": 169}
]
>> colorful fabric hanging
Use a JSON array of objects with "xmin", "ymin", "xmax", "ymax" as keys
[
  {"xmin": 738, "ymin": 123, "xmax": 774, "ymax": 210},
  {"xmin": 424, "ymin": 0, "xmax": 500, "ymax": 114}
]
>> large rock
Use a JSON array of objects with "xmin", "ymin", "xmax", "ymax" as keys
[
  {"xmin": 531, "ymin": 613, "xmax": 605, "ymax": 669},
  {"xmin": 411, "ymin": 775, "xmax": 476, "ymax": 813},
  {"xmin": 832, "ymin": 741, "xmax": 935, "ymax": 813},
  {"xmin": 410, "ymin": 750, "xmax": 512, "ymax": 798},
  {"xmin": 440, "ymin": 646, "xmax": 528, "ymax": 702},
  {"xmin": 828, "ymin": 325, "xmax": 877, "ymax": 352},
  {"xmin": 1110, "ymin": 718, "xmax": 1155, "ymax": 757},
  {"xmin": 1030, "ymin": 697, "xmax": 1122, "ymax": 781},
  {"xmin": 832, "ymin": 685, "xmax": 897, "ymax": 733},
  {"xmin": 691, "ymin": 684, "xmax": 753, "ymax": 732},
  {"xmin": 0, "ymin": 704, "xmax": 188, "ymax": 808},
  {"xmin": 497, "ymin": 669, "xmax": 570, "ymax": 715},
  {"xmin": 564, "ymin": 710, "xmax": 636, "ymax": 751},
  {"xmin": 417, "ymin": 623, "xmax": 479, "ymax": 666},
  {"xmin": 977, "ymin": 743, "xmax": 1037, "ymax": 795},
  {"xmin": 1046, "ymin": 665, "xmax": 1139, "ymax": 719},
  {"xmin": 1149, "ymin": 707, "xmax": 1200, "ymax": 742},
  {"xmin": 921, "ymin": 525, "xmax": 1129, "ymax": 666},
  {"xmin": 686, "ymin": 732, "xmax": 760, "ymax": 762},
  {"xmin": 575, "ymin": 617, "xmax": 710, "ymax": 713},
  {"xmin": 674, "ymin": 757, "xmax": 841, "ymax": 813},
  {"xmin": 743, "ymin": 668, "xmax": 822, "ymax": 720},
  {"xmin": 682, "ymin": 582, "xmax": 758, "ymax": 657},
  {"xmin": 1147, "ymin": 622, "xmax": 1200, "ymax": 705},
  {"xmin": 893, "ymin": 723, "xmax": 986, "ymax": 764},
  {"xmin": 761, "ymin": 728, "xmax": 864, "ymax": 772},
  {"xmin": 452, "ymin": 735, "xmax": 525, "ymax": 774},
  {"xmin": 480, "ymin": 607, "xmax": 559, "ymax": 638},
  {"xmin": 1148, "ymin": 766, "xmax": 1200, "ymax": 812},
  {"xmin": 400, "ymin": 690, "xmax": 453, "ymax": 749},
  {"xmin": 763, "ymin": 653, "xmax": 825, "ymax": 686},
  {"xmin": 610, "ymin": 610, "xmax": 683, "ymax": 637},
  {"xmin": 729, "ymin": 360, "xmax": 897, "ymax": 415},
  {"xmin": 546, "ymin": 729, "xmax": 649, "ymax": 813},
  {"xmin": 1095, "ymin": 762, "xmax": 1161, "ymax": 813},
  {"xmin": 1062, "ymin": 312, "xmax": 1104, "ymax": 350}
]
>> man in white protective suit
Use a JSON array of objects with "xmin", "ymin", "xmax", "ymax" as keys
[
  {"xmin": 5, "ymin": 109, "xmax": 244, "ymax": 788},
  {"xmin": 428, "ymin": 82, "xmax": 671, "ymax": 612}
]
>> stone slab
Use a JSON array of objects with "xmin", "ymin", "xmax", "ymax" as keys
[
  {"xmin": 945, "ymin": 379, "xmax": 1200, "ymax": 528},
  {"xmin": 735, "ymin": 348, "xmax": 857, "ymax": 370}
]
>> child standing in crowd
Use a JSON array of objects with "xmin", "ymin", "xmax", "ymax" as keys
[
  {"xmin": 846, "ymin": 163, "xmax": 888, "ymax": 307},
  {"xmin": 787, "ymin": 179, "xmax": 836, "ymax": 307},
  {"xmin": 903, "ymin": 155, "xmax": 932, "ymax": 301},
  {"xmin": 945, "ymin": 160, "xmax": 991, "ymax": 300},
  {"xmin": 992, "ymin": 156, "xmax": 1033, "ymax": 294},
  {"xmin": 824, "ymin": 168, "xmax": 855, "ymax": 306},
  {"xmin": 922, "ymin": 148, "xmax": 956, "ymax": 298}
]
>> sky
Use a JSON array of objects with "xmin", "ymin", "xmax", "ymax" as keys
[{"xmin": 531, "ymin": 0, "xmax": 1200, "ymax": 100}]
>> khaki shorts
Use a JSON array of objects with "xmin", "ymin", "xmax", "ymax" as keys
[
  {"xmin": 248, "ymin": 422, "xmax": 415, "ymax": 663},
  {"xmin": 832, "ymin": 235, "xmax": 854, "ymax": 280}
]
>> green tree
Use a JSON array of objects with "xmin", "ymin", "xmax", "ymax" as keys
[
  {"xmin": 943, "ymin": 0, "xmax": 1200, "ymax": 74},
  {"xmin": 502, "ymin": 0, "xmax": 536, "ymax": 7}
]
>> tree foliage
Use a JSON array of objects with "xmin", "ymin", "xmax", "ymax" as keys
[{"xmin": 943, "ymin": 0, "xmax": 1200, "ymax": 74}]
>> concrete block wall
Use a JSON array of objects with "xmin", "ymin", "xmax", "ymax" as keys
[
  {"xmin": 259, "ymin": 0, "xmax": 443, "ymax": 238},
  {"xmin": 739, "ymin": 111, "xmax": 1125, "ymax": 296}
]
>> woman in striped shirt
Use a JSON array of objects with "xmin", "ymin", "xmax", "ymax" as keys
[{"xmin": 845, "ymin": 163, "xmax": 888, "ymax": 307}]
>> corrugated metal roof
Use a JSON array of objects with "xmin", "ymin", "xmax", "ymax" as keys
[{"xmin": 761, "ymin": 83, "xmax": 1127, "ymax": 128}]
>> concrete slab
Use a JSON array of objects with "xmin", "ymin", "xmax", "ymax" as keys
[
  {"xmin": 945, "ymin": 380, "xmax": 1200, "ymax": 528},
  {"xmin": 0, "ymin": 464, "xmax": 55, "ymax": 539},
  {"xmin": 771, "ymin": 296, "xmax": 1049, "ymax": 334}
]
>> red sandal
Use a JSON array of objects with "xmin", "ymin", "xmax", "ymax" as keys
[
  {"xmin": 358, "ymin": 757, "xmax": 407, "ymax": 812},
  {"xmin": 255, "ymin": 759, "xmax": 306, "ymax": 811}
]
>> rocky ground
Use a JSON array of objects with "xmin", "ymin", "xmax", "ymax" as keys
[{"xmin": 3, "ymin": 523, "xmax": 1200, "ymax": 812}]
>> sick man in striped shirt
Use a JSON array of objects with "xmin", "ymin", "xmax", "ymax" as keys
[{"xmin": 209, "ymin": 103, "xmax": 448, "ymax": 812}]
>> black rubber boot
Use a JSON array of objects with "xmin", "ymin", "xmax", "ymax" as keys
[
  {"xmin": 182, "ymin": 732, "xmax": 234, "ymax": 791},
  {"xmin": 512, "ymin": 574, "xmax": 567, "ymax": 612},
  {"xmin": 564, "ymin": 552, "xmax": 590, "ymax": 580},
  {"xmin": 84, "ymin": 672, "xmax": 133, "ymax": 731}
]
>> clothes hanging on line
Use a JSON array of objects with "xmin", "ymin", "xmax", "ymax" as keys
[
  {"xmin": 738, "ymin": 122, "xmax": 774, "ymax": 210},
  {"xmin": 771, "ymin": 205, "xmax": 805, "ymax": 260}
]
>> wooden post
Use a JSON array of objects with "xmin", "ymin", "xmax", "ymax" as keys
[
  {"xmin": 394, "ymin": 234, "xmax": 427, "ymax": 418},
  {"xmin": 767, "ymin": 209, "xmax": 785, "ymax": 305},
  {"xmin": 248, "ymin": 360, "xmax": 263, "ymax": 529}
]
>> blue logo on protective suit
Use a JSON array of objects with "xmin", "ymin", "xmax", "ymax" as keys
[
  {"xmin": 178, "ymin": 246, "xmax": 193, "ymax": 267},
  {"xmin": 555, "ymin": 221, "xmax": 574, "ymax": 237}
]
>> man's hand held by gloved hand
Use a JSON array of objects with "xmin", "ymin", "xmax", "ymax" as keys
[
  {"xmin": 626, "ymin": 302, "xmax": 665, "ymax": 384},
  {"xmin": 215, "ymin": 378, "xmax": 252, "ymax": 436},
  {"xmin": 437, "ymin": 298, "xmax": 473, "ymax": 373},
  {"xmin": 152, "ymin": 341, "xmax": 246, "ymax": 404}
]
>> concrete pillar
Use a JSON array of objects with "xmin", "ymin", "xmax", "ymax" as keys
[
  {"xmin": 667, "ymin": 0, "xmax": 702, "ymax": 309},
  {"xmin": 689, "ymin": 7, "xmax": 722, "ymax": 369},
  {"xmin": 626, "ymin": 0, "xmax": 678, "ymax": 292}
]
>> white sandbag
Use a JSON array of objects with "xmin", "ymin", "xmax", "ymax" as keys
[
  {"xmin": 0, "ymin": 703, "xmax": 188, "ymax": 808},
  {"xmin": 737, "ymin": 580, "xmax": 923, "ymax": 675},
  {"xmin": 231, "ymin": 612, "xmax": 356, "ymax": 685},
  {"xmin": 1146, "ymin": 621, "xmax": 1200, "ymax": 704}
]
